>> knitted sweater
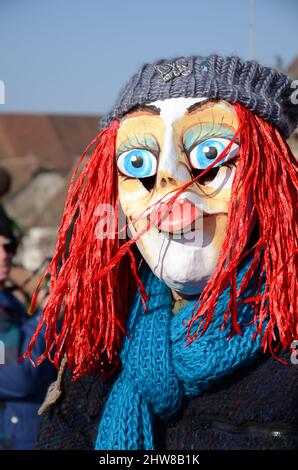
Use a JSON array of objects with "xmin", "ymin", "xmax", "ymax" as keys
[{"xmin": 36, "ymin": 350, "xmax": 298, "ymax": 450}]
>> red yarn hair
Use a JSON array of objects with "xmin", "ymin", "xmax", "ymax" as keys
[{"xmin": 22, "ymin": 104, "xmax": 298, "ymax": 379}]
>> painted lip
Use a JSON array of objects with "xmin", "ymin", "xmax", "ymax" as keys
[
  {"xmin": 150, "ymin": 198, "xmax": 204, "ymax": 234},
  {"xmin": 0, "ymin": 265, "xmax": 10, "ymax": 271}
]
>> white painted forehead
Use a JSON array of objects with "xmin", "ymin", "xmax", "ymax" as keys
[{"xmin": 147, "ymin": 97, "xmax": 208, "ymax": 122}]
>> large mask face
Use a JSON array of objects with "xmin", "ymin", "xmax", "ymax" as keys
[{"xmin": 116, "ymin": 98, "xmax": 240, "ymax": 295}]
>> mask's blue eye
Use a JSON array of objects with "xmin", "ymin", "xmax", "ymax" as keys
[
  {"xmin": 117, "ymin": 149, "xmax": 158, "ymax": 178},
  {"xmin": 189, "ymin": 138, "xmax": 239, "ymax": 170}
]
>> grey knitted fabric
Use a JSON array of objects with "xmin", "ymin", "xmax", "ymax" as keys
[{"xmin": 102, "ymin": 55, "xmax": 298, "ymax": 138}]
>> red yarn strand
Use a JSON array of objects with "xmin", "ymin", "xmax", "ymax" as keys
[{"xmin": 22, "ymin": 105, "xmax": 298, "ymax": 378}]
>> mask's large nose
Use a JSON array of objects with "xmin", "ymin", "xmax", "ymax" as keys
[
  {"xmin": 152, "ymin": 125, "xmax": 202, "ymax": 233},
  {"xmin": 154, "ymin": 167, "xmax": 202, "ymax": 234},
  {"xmin": 155, "ymin": 124, "xmax": 192, "ymax": 193}
]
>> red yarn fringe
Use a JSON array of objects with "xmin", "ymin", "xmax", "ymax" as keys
[
  {"xmin": 185, "ymin": 104, "xmax": 298, "ymax": 357},
  {"xmin": 21, "ymin": 121, "xmax": 143, "ymax": 378},
  {"xmin": 21, "ymin": 105, "xmax": 298, "ymax": 379}
]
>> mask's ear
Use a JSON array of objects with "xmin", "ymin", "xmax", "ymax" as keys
[
  {"xmin": 186, "ymin": 103, "xmax": 298, "ymax": 359},
  {"xmin": 21, "ymin": 120, "xmax": 144, "ymax": 379}
]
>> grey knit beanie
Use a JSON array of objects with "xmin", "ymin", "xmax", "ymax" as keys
[{"xmin": 102, "ymin": 54, "xmax": 298, "ymax": 138}]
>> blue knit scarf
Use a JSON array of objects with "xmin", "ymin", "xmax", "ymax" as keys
[{"xmin": 95, "ymin": 254, "xmax": 264, "ymax": 450}]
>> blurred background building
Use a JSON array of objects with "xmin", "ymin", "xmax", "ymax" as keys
[{"xmin": 0, "ymin": 114, "xmax": 99, "ymax": 293}]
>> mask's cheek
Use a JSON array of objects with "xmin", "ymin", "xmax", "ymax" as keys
[
  {"xmin": 202, "ymin": 213, "xmax": 229, "ymax": 250},
  {"xmin": 197, "ymin": 165, "xmax": 235, "ymax": 214},
  {"xmin": 118, "ymin": 176, "xmax": 152, "ymax": 221},
  {"xmin": 200, "ymin": 164, "xmax": 257, "ymax": 245}
]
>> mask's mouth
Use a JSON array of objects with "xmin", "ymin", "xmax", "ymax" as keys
[{"xmin": 149, "ymin": 198, "xmax": 205, "ymax": 234}]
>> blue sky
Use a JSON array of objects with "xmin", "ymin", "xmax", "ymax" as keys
[{"xmin": 0, "ymin": 0, "xmax": 297, "ymax": 115}]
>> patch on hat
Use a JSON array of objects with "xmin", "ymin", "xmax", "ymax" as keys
[
  {"xmin": 199, "ymin": 58, "xmax": 208, "ymax": 72},
  {"xmin": 155, "ymin": 58, "xmax": 191, "ymax": 82}
]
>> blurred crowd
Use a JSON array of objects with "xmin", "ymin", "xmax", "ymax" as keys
[{"xmin": 0, "ymin": 166, "xmax": 57, "ymax": 450}]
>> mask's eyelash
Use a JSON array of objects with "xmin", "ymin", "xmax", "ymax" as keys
[
  {"xmin": 207, "ymin": 129, "xmax": 222, "ymax": 139},
  {"xmin": 221, "ymin": 156, "xmax": 239, "ymax": 168},
  {"xmin": 198, "ymin": 128, "xmax": 233, "ymax": 141},
  {"xmin": 134, "ymin": 131, "xmax": 142, "ymax": 148}
]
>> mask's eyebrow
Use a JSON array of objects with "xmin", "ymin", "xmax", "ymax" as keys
[
  {"xmin": 124, "ymin": 104, "xmax": 161, "ymax": 118},
  {"xmin": 186, "ymin": 99, "xmax": 211, "ymax": 115}
]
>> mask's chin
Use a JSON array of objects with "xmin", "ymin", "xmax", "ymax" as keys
[
  {"xmin": 151, "ymin": 260, "xmax": 215, "ymax": 297},
  {"xmin": 134, "ymin": 227, "xmax": 220, "ymax": 297},
  {"xmin": 161, "ymin": 273, "xmax": 211, "ymax": 297}
]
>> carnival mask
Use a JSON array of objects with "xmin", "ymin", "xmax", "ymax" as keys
[{"xmin": 116, "ymin": 97, "xmax": 240, "ymax": 295}]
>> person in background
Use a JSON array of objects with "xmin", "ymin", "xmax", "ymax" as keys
[
  {"xmin": 0, "ymin": 167, "xmax": 21, "ymax": 243},
  {"xmin": 0, "ymin": 215, "xmax": 56, "ymax": 450},
  {"xmin": 0, "ymin": 167, "xmax": 12, "ymax": 222}
]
